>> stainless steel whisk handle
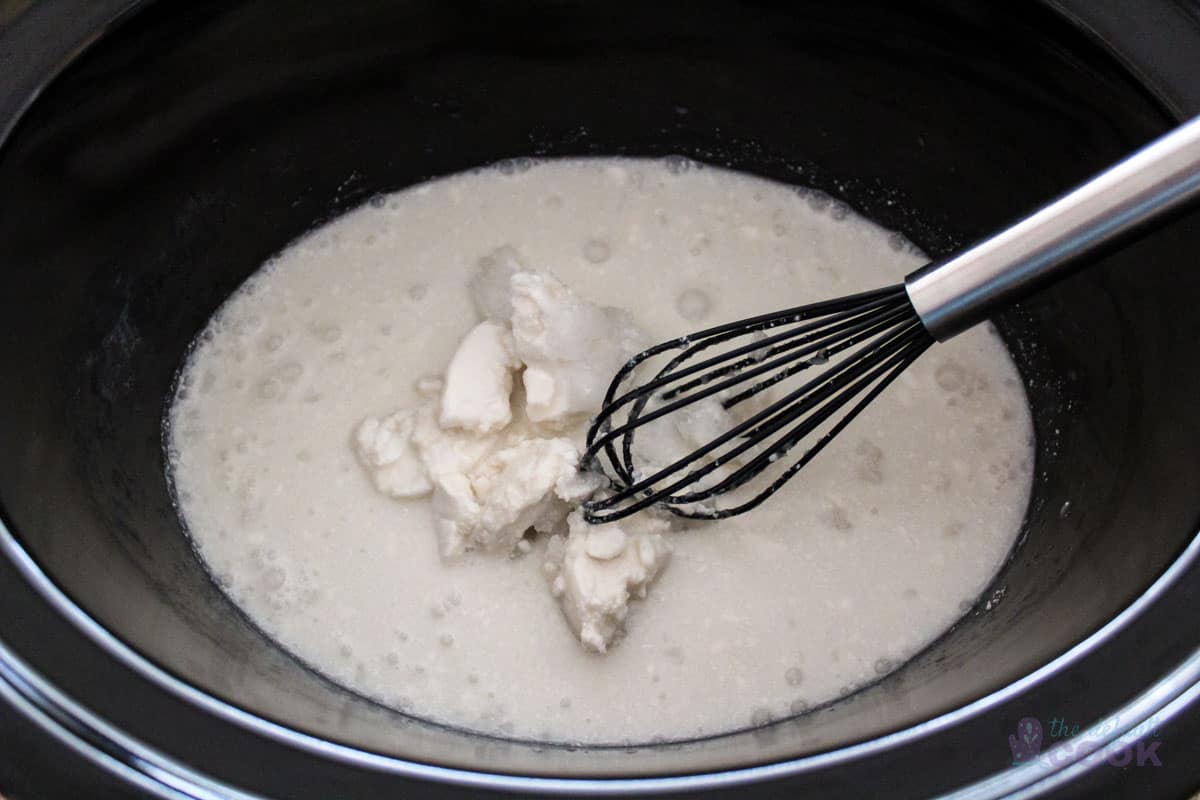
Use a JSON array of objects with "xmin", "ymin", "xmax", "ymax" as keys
[{"xmin": 905, "ymin": 115, "xmax": 1200, "ymax": 340}]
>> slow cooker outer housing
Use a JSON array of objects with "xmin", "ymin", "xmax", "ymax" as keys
[{"xmin": 0, "ymin": 0, "xmax": 1199, "ymax": 797}]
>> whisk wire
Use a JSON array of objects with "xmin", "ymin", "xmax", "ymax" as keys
[
  {"xmin": 588, "ymin": 321, "xmax": 916, "ymax": 522},
  {"xmin": 582, "ymin": 290, "xmax": 912, "ymax": 470},
  {"xmin": 673, "ymin": 331, "xmax": 931, "ymax": 519},
  {"xmin": 613, "ymin": 314, "xmax": 923, "ymax": 504},
  {"xmin": 660, "ymin": 298, "xmax": 913, "ymax": 403},
  {"xmin": 582, "ymin": 285, "xmax": 934, "ymax": 524},
  {"xmin": 588, "ymin": 286, "xmax": 907, "ymax": 431},
  {"xmin": 714, "ymin": 302, "xmax": 916, "ymax": 408},
  {"xmin": 586, "ymin": 318, "xmax": 924, "ymax": 514},
  {"xmin": 684, "ymin": 324, "xmax": 930, "ymax": 504}
]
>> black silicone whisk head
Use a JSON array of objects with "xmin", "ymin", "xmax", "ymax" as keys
[{"xmin": 581, "ymin": 284, "xmax": 934, "ymax": 524}]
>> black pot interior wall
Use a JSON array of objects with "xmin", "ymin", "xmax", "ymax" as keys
[{"xmin": 0, "ymin": 0, "xmax": 1197, "ymax": 778}]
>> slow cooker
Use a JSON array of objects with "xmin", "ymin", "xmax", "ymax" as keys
[{"xmin": 0, "ymin": 0, "xmax": 1198, "ymax": 797}]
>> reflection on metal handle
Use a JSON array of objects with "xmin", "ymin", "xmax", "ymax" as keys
[{"xmin": 905, "ymin": 116, "xmax": 1200, "ymax": 340}]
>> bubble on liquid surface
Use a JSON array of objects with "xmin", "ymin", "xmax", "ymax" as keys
[
  {"xmin": 257, "ymin": 377, "xmax": 284, "ymax": 400},
  {"xmin": 234, "ymin": 314, "xmax": 264, "ymax": 336},
  {"xmin": 820, "ymin": 500, "xmax": 853, "ymax": 532},
  {"xmin": 936, "ymin": 362, "xmax": 966, "ymax": 392},
  {"xmin": 261, "ymin": 566, "xmax": 286, "ymax": 591},
  {"xmin": 310, "ymin": 322, "xmax": 343, "ymax": 343},
  {"xmin": 495, "ymin": 157, "xmax": 534, "ymax": 175},
  {"xmin": 806, "ymin": 190, "xmax": 831, "ymax": 211},
  {"xmin": 277, "ymin": 362, "xmax": 304, "ymax": 383},
  {"xmin": 582, "ymin": 239, "xmax": 611, "ymax": 264},
  {"xmin": 676, "ymin": 289, "xmax": 712, "ymax": 322},
  {"xmin": 663, "ymin": 155, "xmax": 693, "ymax": 175},
  {"xmin": 855, "ymin": 439, "xmax": 884, "ymax": 485},
  {"xmin": 750, "ymin": 707, "xmax": 774, "ymax": 727},
  {"xmin": 415, "ymin": 375, "xmax": 444, "ymax": 398}
]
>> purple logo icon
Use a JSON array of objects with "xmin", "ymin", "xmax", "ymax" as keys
[{"xmin": 1009, "ymin": 717, "xmax": 1044, "ymax": 764}]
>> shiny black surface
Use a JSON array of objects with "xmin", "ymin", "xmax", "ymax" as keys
[{"xmin": 0, "ymin": 0, "xmax": 1198, "ymax": 794}]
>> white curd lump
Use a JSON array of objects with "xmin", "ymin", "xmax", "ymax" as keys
[{"xmin": 168, "ymin": 158, "xmax": 1034, "ymax": 743}]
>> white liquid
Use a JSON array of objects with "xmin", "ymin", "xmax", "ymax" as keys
[{"xmin": 168, "ymin": 158, "xmax": 1034, "ymax": 743}]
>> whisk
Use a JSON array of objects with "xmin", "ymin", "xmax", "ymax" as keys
[{"xmin": 582, "ymin": 116, "xmax": 1200, "ymax": 524}]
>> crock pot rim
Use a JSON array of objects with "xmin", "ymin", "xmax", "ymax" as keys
[{"xmin": 3, "ymin": 514, "xmax": 1198, "ymax": 796}]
